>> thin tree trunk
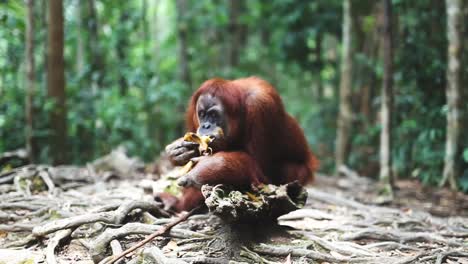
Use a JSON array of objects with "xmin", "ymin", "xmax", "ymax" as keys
[
  {"xmin": 87, "ymin": 0, "xmax": 103, "ymax": 89},
  {"xmin": 75, "ymin": 0, "xmax": 84, "ymax": 74},
  {"xmin": 117, "ymin": 11, "xmax": 129, "ymax": 95},
  {"xmin": 175, "ymin": 0, "xmax": 192, "ymax": 134},
  {"xmin": 441, "ymin": 0, "xmax": 462, "ymax": 190},
  {"xmin": 379, "ymin": 0, "xmax": 394, "ymax": 192},
  {"xmin": 142, "ymin": 0, "xmax": 149, "ymax": 60},
  {"xmin": 75, "ymin": 0, "xmax": 99, "ymax": 161},
  {"xmin": 228, "ymin": 0, "xmax": 241, "ymax": 69},
  {"xmin": 25, "ymin": 0, "xmax": 36, "ymax": 162},
  {"xmin": 151, "ymin": 1, "xmax": 161, "ymax": 66},
  {"xmin": 360, "ymin": 5, "xmax": 380, "ymax": 129},
  {"xmin": 175, "ymin": 0, "xmax": 191, "ymax": 89},
  {"xmin": 47, "ymin": 0, "xmax": 67, "ymax": 165},
  {"xmin": 42, "ymin": 0, "xmax": 48, "ymax": 97},
  {"xmin": 335, "ymin": 0, "xmax": 353, "ymax": 173},
  {"xmin": 315, "ymin": 33, "xmax": 323, "ymax": 100}
]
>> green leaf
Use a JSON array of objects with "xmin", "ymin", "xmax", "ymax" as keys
[{"xmin": 463, "ymin": 149, "xmax": 468, "ymax": 163}]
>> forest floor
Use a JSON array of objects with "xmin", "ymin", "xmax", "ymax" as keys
[{"xmin": 0, "ymin": 149, "xmax": 467, "ymax": 264}]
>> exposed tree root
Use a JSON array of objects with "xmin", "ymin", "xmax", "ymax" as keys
[
  {"xmin": 89, "ymin": 222, "xmax": 207, "ymax": 262},
  {"xmin": 342, "ymin": 227, "xmax": 462, "ymax": 246},
  {"xmin": 103, "ymin": 206, "xmax": 201, "ymax": 264},
  {"xmin": 1, "ymin": 152, "xmax": 467, "ymax": 263},
  {"xmin": 32, "ymin": 200, "xmax": 167, "ymax": 236},
  {"xmin": 46, "ymin": 228, "xmax": 73, "ymax": 264}
]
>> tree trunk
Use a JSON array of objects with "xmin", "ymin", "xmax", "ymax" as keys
[
  {"xmin": 315, "ymin": 33, "xmax": 323, "ymax": 100},
  {"xmin": 87, "ymin": 0, "xmax": 103, "ymax": 89},
  {"xmin": 117, "ymin": 10, "xmax": 129, "ymax": 95},
  {"xmin": 75, "ymin": 0, "xmax": 84, "ymax": 74},
  {"xmin": 25, "ymin": 0, "xmax": 37, "ymax": 162},
  {"xmin": 228, "ymin": 0, "xmax": 242, "ymax": 69},
  {"xmin": 379, "ymin": 0, "xmax": 394, "ymax": 192},
  {"xmin": 47, "ymin": 0, "xmax": 67, "ymax": 165},
  {"xmin": 75, "ymin": 0, "xmax": 95, "ymax": 161},
  {"xmin": 441, "ymin": 0, "xmax": 462, "ymax": 190},
  {"xmin": 175, "ymin": 0, "xmax": 191, "ymax": 89},
  {"xmin": 175, "ymin": 0, "xmax": 192, "ymax": 134},
  {"xmin": 142, "ymin": 0, "xmax": 150, "ymax": 60},
  {"xmin": 360, "ymin": 5, "xmax": 380, "ymax": 129},
  {"xmin": 335, "ymin": 0, "xmax": 353, "ymax": 173}
]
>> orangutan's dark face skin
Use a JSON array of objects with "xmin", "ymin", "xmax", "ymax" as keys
[
  {"xmin": 165, "ymin": 94, "xmax": 229, "ymax": 166},
  {"xmin": 196, "ymin": 94, "xmax": 227, "ymax": 150}
]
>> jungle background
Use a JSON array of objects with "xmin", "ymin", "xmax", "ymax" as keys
[
  {"xmin": 1, "ymin": 0, "xmax": 468, "ymax": 192},
  {"xmin": 1, "ymin": 0, "xmax": 468, "ymax": 263}
]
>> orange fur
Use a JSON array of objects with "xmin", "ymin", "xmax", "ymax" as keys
[{"xmin": 166, "ymin": 77, "xmax": 318, "ymax": 211}]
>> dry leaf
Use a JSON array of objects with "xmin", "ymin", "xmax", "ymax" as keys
[
  {"xmin": 162, "ymin": 240, "xmax": 179, "ymax": 253},
  {"xmin": 283, "ymin": 254, "xmax": 292, "ymax": 264},
  {"xmin": 246, "ymin": 192, "xmax": 260, "ymax": 202}
]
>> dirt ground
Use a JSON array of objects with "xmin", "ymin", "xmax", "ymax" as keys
[
  {"xmin": 315, "ymin": 175, "xmax": 468, "ymax": 218},
  {"xmin": 0, "ymin": 158, "xmax": 467, "ymax": 263}
]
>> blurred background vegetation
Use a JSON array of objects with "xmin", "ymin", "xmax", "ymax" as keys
[{"xmin": 0, "ymin": 0, "xmax": 467, "ymax": 191}]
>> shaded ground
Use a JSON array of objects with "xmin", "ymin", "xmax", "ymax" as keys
[
  {"xmin": 315, "ymin": 174, "xmax": 468, "ymax": 218},
  {"xmin": 0, "ymin": 151, "xmax": 467, "ymax": 263}
]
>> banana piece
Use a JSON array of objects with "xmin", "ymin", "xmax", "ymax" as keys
[{"xmin": 183, "ymin": 132, "xmax": 214, "ymax": 155}]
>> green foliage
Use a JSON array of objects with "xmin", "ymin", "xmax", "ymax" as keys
[
  {"xmin": 463, "ymin": 149, "xmax": 468, "ymax": 163},
  {"xmin": 0, "ymin": 0, "xmax": 467, "ymax": 191}
]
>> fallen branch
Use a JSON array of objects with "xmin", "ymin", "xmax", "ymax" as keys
[{"xmin": 105, "ymin": 206, "xmax": 201, "ymax": 264}]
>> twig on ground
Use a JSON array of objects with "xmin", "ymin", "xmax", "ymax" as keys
[
  {"xmin": 106, "ymin": 206, "xmax": 201, "ymax": 264},
  {"xmin": 89, "ymin": 222, "xmax": 207, "ymax": 261}
]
